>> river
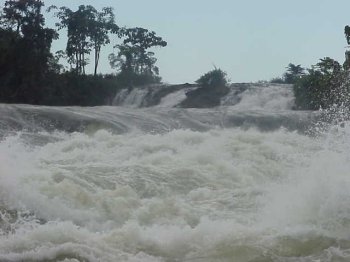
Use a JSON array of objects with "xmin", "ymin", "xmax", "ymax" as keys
[{"xmin": 0, "ymin": 84, "xmax": 349, "ymax": 262}]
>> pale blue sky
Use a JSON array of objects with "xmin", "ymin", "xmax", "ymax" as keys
[{"xmin": 42, "ymin": 0, "xmax": 350, "ymax": 84}]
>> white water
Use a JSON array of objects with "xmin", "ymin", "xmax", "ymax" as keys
[
  {"xmin": 113, "ymin": 88, "xmax": 149, "ymax": 107},
  {"xmin": 113, "ymin": 83, "xmax": 294, "ymax": 110},
  {"xmin": 0, "ymin": 86, "xmax": 349, "ymax": 261},
  {"xmin": 157, "ymin": 89, "xmax": 188, "ymax": 107},
  {"xmin": 221, "ymin": 84, "xmax": 295, "ymax": 110}
]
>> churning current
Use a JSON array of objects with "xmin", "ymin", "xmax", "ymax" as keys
[{"xmin": 0, "ymin": 84, "xmax": 350, "ymax": 262}]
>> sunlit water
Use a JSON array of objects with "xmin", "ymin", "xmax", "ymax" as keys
[{"xmin": 0, "ymin": 85, "xmax": 349, "ymax": 262}]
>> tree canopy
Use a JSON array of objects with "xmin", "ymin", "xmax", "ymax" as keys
[
  {"xmin": 49, "ymin": 5, "xmax": 118, "ymax": 75},
  {"xmin": 0, "ymin": 0, "xmax": 57, "ymax": 103},
  {"xmin": 109, "ymin": 27, "xmax": 167, "ymax": 85},
  {"xmin": 0, "ymin": 1, "xmax": 167, "ymax": 105},
  {"xmin": 284, "ymin": 63, "xmax": 305, "ymax": 84}
]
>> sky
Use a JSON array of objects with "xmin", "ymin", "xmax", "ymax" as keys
[{"xmin": 41, "ymin": 0, "xmax": 350, "ymax": 84}]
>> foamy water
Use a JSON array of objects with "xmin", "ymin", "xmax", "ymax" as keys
[
  {"xmin": 221, "ymin": 84, "xmax": 295, "ymax": 110},
  {"xmin": 1, "ymin": 112, "xmax": 350, "ymax": 261},
  {"xmin": 0, "ymin": 85, "xmax": 348, "ymax": 262}
]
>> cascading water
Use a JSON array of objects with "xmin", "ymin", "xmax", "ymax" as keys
[
  {"xmin": 221, "ymin": 83, "xmax": 295, "ymax": 110},
  {"xmin": 157, "ymin": 89, "xmax": 189, "ymax": 108},
  {"xmin": 112, "ymin": 84, "xmax": 198, "ymax": 108},
  {"xmin": 0, "ymin": 83, "xmax": 348, "ymax": 262},
  {"xmin": 113, "ymin": 83, "xmax": 295, "ymax": 110},
  {"xmin": 113, "ymin": 88, "xmax": 150, "ymax": 107}
]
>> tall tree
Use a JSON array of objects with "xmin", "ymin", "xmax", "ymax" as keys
[
  {"xmin": 123, "ymin": 27, "xmax": 167, "ymax": 50},
  {"xmin": 109, "ymin": 44, "xmax": 137, "ymax": 75},
  {"xmin": 50, "ymin": 5, "xmax": 118, "ymax": 75},
  {"xmin": 50, "ymin": 5, "xmax": 94, "ymax": 74},
  {"xmin": 109, "ymin": 44, "xmax": 159, "ymax": 76},
  {"xmin": 89, "ymin": 7, "xmax": 118, "ymax": 76},
  {"xmin": 109, "ymin": 27, "xmax": 166, "ymax": 84},
  {"xmin": 0, "ymin": 0, "xmax": 57, "ymax": 103}
]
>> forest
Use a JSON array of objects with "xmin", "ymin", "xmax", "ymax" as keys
[{"xmin": 0, "ymin": 0, "xmax": 166, "ymax": 105}]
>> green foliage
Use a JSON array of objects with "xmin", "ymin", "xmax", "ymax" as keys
[
  {"xmin": 270, "ymin": 77, "xmax": 285, "ymax": 84},
  {"xmin": 0, "ymin": 0, "xmax": 57, "ymax": 104},
  {"xmin": 0, "ymin": 1, "xmax": 167, "ymax": 105},
  {"xmin": 122, "ymin": 27, "xmax": 167, "ymax": 50},
  {"xmin": 293, "ymin": 57, "xmax": 349, "ymax": 110},
  {"xmin": 49, "ymin": 5, "xmax": 118, "ymax": 75},
  {"xmin": 284, "ymin": 63, "xmax": 305, "ymax": 84},
  {"xmin": 195, "ymin": 68, "xmax": 228, "ymax": 88},
  {"xmin": 345, "ymin": 25, "xmax": 350, "ymax": 45},
  {"xmin": 180, "ymin": 68, "xmax": 229, "ymax": 108},
  {"xmin": 90, "ymin": 7, "xmax": 119, "ymax": 76},
  {"xmin": 41, "ymin": 73, "xmax": 120, "ymax": 106},
  {"xmin": 109, "ymin": 27, "xmax": 167, "ymax": 86},
  {"xmin": 51, "ymin": 5, "xmax": 91, "ymax": 74},
  {"xmin": 114, "ymin": 70, "xmax": 161, "ymax": 87},
  {"xmin": 109, "ymin": 44, "xmax": 160, "ymax": 84}
]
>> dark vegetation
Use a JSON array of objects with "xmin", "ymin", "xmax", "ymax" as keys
[
  {"xmin": 270, "ymin": 59, "xmax": 350, "ymax": 110},
  {"xmin": 271, "ymin": 27, "xmax": 350, "ymax": 110},
  {"xmin": 180, "ymin": 68, "xmax": 230, "ymax": 108},
  {"xmin": 0, "ymin": 0, "xmax": 166, "ymax": 105}
]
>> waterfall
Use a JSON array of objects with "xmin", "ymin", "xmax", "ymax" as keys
[{"xmin": 1, "ymin": 82, "xmax": 348, "ymax": 262}]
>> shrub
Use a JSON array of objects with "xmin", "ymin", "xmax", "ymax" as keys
[
  {"xmin": 195, "ymin": 68, "xmax": 228, "ymax": 88},
  {"xmin": 270, "ymin": 77, "xmax": 285, "ymax": 84},
  {"xmin": 293, "ymin": 58, "xmax": 350, "ymax": 110}
]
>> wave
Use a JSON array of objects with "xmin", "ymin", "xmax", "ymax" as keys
[{"xmin": 0, "ymin": 120, "xmax": 350, "ymax": 261}]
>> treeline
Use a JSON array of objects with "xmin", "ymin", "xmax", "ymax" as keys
[
  {"xmin": 0, "ymin": 0, "xmax": 167, "ymax": 105},
  {"xmin": 271, "ymin": 28, "xmax": 350, "ymax": 110}
]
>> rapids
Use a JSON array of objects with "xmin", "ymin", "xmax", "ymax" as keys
[{"xmin": 0, "ymin": 84, "xmax": 349, "ymax": 262}]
